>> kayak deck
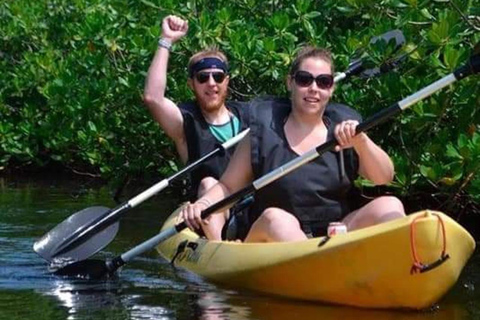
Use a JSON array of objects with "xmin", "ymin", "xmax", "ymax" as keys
[{"xmin": 156, "ymin": 209, "xmax": 475, "ymax": 309}]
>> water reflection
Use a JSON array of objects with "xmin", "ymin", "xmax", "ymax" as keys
[
  {"xmin": 194, "ymin": 289, "xmax": 470, "ymax": 320},
  {"xmin": 43, "ymin": 261, "xmax": 181, "ymax": 319}
]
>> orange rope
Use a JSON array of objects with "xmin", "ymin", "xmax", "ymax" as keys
[{"xmin": 410, "ymin": 213, "xmax": 448, "ymax": 274}]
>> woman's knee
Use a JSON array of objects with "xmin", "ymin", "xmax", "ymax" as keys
[
  {"xmin": 345, "ymin": 196, "xmax": 405, "ymax": 230},
  {"xmin": 197, "ymin": 176, "xmax": 218, "ymax": 196},
  {"xmin": 374, "ymin": 196, "xmax": 405, "ymax": 216},
  {"xmin": 246, "ymin": 207, "xmax": 304, "ymax": 242},
  {"xmin": 365, "ymin": 196, "xmax": 406, "ymax": 225},
  {"xmin": 256, "ymin": 208, "xmax": 301, "ymax": 228}
]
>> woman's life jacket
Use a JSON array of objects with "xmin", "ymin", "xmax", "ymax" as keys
[{"xmin": 249, "ymin": 97, "xmax": 362, "ymax": 236}]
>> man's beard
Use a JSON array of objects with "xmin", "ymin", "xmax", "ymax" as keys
[{"xmin": 194, "ymin": 88, "xmax": 228, "ymax": 112}]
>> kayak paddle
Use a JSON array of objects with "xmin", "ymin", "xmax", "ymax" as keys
[
  {"xmin": 33, "ymin": 128, "xmax": 250, "ymax": 262},
  {"xmin": 54, "ymin": 42, "xmax": 480, "ymax": 281}
]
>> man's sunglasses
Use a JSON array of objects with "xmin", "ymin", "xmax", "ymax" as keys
[
  {"xmin": 195, "ymin": 71, "xmax": 227, "ymax": 84},
  {"xmin": 293, "ymin": 71, "xmax": 334, "ymax": 89}
]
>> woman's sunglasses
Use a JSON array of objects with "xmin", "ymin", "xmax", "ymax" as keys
[
  {"xmin": 293, "ymin": 71, "xmax": 334, "ymax": 89},
  {"xmin": 195, "ymin": 71, "xmax": 227, "ymax": 84}
]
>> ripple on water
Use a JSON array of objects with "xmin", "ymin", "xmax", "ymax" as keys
[
  {"xmin": 0, "ymin": 222, "xmax": 36, "ymax": 235},
  {"xmin": 0, "ymin": 235, "xmax": 59, "ymax": 290},
  {"xmin": 38, "ymin": 259, "xmax": 197, "ymax": 320}
]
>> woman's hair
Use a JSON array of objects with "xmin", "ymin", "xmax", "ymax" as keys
[
  {"xmin": 289, "ymin": 46, "xmax": 334, "ymax": 75},
  {"xmin": 188, "ymin": 46, "xmax": 229, "ymax": 72}
]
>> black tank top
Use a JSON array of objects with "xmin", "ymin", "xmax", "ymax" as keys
[{"xmin": 249, "ymin": 97, "xmax": 362, "ymax": 236}]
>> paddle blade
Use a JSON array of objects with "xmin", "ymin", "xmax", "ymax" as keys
[
  {"xmin": 345, "ymin": 30, "xmax": 406, "ymax": 78},
  {"xmin": 474, "ymin": 41, "xmax": 480, "ymax": 55},
  {"xmin": 370, "ymin": 29, "xmax": 405, "ymax": 50},
  {"xmin": 470, "ymin": 42, "xmax": 480, "ymax": 74},
  {"xmin": 33, "ymin": 206, "xmax": 119, "ymax": 262},
  {"xmin": 52, "ymin": 259, "xmax": 111, "ymax": 279},
  {"xmin": 362, "ymin": 30, "xmax": 406, "ymax": 77}
]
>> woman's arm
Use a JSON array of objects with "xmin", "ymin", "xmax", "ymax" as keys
[
  {"xmin": 180, "ymin": 134, "xmax": 254, "ymax": 230},
  {"xmin": 335, "ymin": 120, "xmax": 394, "ymax": 185}
]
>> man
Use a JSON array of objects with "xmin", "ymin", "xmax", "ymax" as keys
[{"xmin": 143, "ymin": 15, "xmax": 249, "ymax": 240}]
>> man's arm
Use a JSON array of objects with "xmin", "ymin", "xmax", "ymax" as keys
[{"xmin": 144, "ymin": 15, "xmax": 189, "ymax": 162}]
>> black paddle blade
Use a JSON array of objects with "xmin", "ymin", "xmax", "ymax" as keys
[
  {"xmin": 471, "ymin": 42, "xmax": 480, "ymax": 74},
  {"xmin": 362, "ymin": 30, "xmax": 406, "ymax": 77},
  {"xmin": 454, "ymin": 43, "xmax": 480, "ymax": 80},
  {"xmin": 346, "ymin": 30, "xmax": 406, "ymax": 78},
  {"xmin": 370, "ymin": 30, "xmax": 405, "ymax": 51},
  {"xmin": 33, "ymin": 206, "xmax": 119, "ymax": 262},
  {"xmin": 51, "ymin": 259, "xmax": 112, "ymax": 279},
  {"xmin": 474, "ymin": 41, "xmax": 480, "ymax": 55}
]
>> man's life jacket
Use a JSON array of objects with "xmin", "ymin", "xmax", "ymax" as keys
[{"xmin": 179, "ymin": 101, "xmax": 250, "ymax": 200}]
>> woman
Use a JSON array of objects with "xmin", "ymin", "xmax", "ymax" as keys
[{"xmin": 180, "ymin": 46, "xmax": 405, "ymax": 242}]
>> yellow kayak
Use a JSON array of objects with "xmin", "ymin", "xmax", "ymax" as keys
[{"xmin": 156, "ymin": 209, "xmax": 475, "ymax": 309}]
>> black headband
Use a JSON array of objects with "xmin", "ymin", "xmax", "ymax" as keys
[{"xmin": 188, "ymin": 57, "xmax": 228, "ymax": 78}]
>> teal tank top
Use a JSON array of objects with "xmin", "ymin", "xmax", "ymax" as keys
[{"xmin": 208, "ymin": 115, "xmax": 240, "ymax": 143}]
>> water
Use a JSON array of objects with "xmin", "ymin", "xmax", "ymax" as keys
[{"xmin": 0, "ymin": 176, "xmax": 479, "ymax": 319}]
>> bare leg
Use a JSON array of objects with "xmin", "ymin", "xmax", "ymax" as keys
[
  {"xmin": 197, "ymin": 176, "xmax": 228, "ymax": 240},
  {"xmin": 342, "ymin": 196, "xmax": 405, "ymax": 231},
  {"xmin": 244, "ymin": 208, "xmax": 308, "ymax": 243}
]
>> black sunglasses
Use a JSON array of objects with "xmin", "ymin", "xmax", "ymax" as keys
[
  {"xmin": 293, "ymin": 71, "xmax": 334, "ymax": 89},
  {"xmin": 195, "ymin": 71, "xmax": 227, "ymax": 84}
]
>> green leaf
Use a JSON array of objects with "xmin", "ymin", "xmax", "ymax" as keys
[
  {"xmin": 87, "ymin": 121, "xmax": 97, "ymax": 133},
  {"xmin": 446, "ymin": 144, "xmax": 462, "ymax": 159},
  {"xmin": 305, "ymin": 11, "xmax": 322, "ymax": 19},
  {"xmin": 336, "ymin": 6, "xmax": 354, "ymax": 13},
  {"xmin": 443, "ymin": 46, "xmax": 461, "ymax": 71},
  {"xmin": 118, "ymin": 77, "xmax": 129, "ymax": 87},
  {"xmin": 51, "ymin": 154, "xmax": 62, "ymax": 161},
  {"xmin": 458, "ymin": 134, "xmax": 469, "ymax": 148},
  {"xmin": 420, "ymin": 8, "xmax": 434, "ymax": 20},
  {"xmin": 420, "ymin": 165, "xmax": 437, "ymax": 180}
]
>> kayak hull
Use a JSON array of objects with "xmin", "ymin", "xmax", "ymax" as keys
[{"xmin": 156, "ymin": 209, "xmax": 475, "ymax": 309}]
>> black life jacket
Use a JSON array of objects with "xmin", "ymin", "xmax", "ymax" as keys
[
  {"xmin": 179, "ymin": 100, "xmax": 250, "ymax": 199},
  {"xmin": 249, "ymin": 97, "xmax": 362, "ymax": 236}
]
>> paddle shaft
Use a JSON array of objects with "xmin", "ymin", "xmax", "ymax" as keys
[
  {"xmin": 104, "ymin": 53, "xmax": 480, "ymax": 274},
  {"xmin": 51, "ymin": 128, "xmax": 250, "ymax": 258}
]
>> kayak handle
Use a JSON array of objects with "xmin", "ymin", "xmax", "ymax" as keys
[
  {"xmin": 410, "ymin": 212, "xmax": 450, "ymax": 274},
  {"xmin": 412, "ymin": 254, "xmax": 450, "ymax": 274}
]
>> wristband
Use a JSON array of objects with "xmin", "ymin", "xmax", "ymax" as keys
[{"xmin": 158, "ymin": 38, "xmax": 172, "ymax": 51}]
